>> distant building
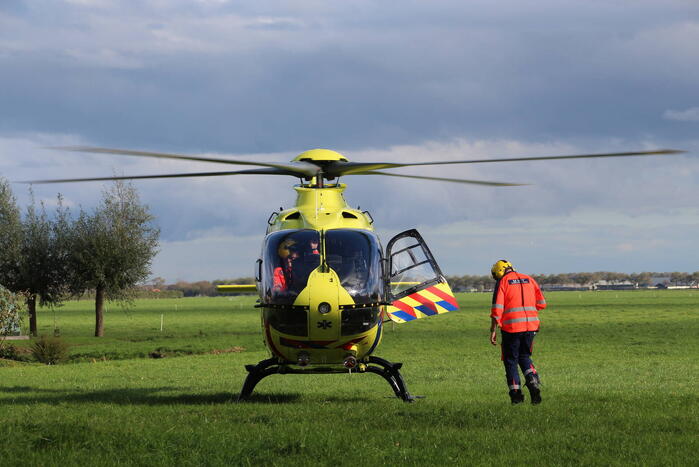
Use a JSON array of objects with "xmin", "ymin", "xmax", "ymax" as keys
[
  {"xmin": 650, "ymin": 277, "xmax": 671, "ymax": 289},
  {"xmin": 593, "ymin": 280, "xmax": 637, "ymax": 290},
  {"xmin": 541, "ymin": 284, "xmax": 592, "ymax": 291}
]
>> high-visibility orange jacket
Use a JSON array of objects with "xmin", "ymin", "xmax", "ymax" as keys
[
  {"xmin": 272, "ymin": 267, "xmax": 288, "ymax": 292},
  {"xmin": 491, "ymin": 271, "xmax": 546, "ymax": 333}
]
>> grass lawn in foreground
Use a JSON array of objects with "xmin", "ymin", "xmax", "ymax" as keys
[{"xmin": 1, "ymin": 290, "xmax": 697, "ymax": 465}]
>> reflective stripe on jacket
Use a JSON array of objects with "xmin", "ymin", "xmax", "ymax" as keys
[{"xmin": 491, "ymin": 271, "xmax": 546, "ymax": 333}]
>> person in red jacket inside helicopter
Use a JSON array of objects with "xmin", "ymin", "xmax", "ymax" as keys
[
  {"xmin": 489, "ymin": 260, "xmax": 547, "ymax": 405},
  {"xmin": 272, "ymin": 239, "xmax": 299, "ymax": 293}
]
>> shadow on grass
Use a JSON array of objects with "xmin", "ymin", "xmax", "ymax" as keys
[
  {"xmin": 239, "ymin": 393, "xmax": 370, "ymax": 403},
  {"xmin": 0, "ymin": 385, "xmax": 249, "ymax": 405},
  {"xmin": 0, "ymin": 385, "xmax": 377, "ymax": 405},
  {"xmin": 0, "ymin": 385, "xmax": 69, "ymax": 394},
  {"xmin": 236, "ymin": 393, "xmax": 302, "ymax": 404}
]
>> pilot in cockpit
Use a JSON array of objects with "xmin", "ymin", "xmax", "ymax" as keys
[{"xmin": 272, "ymin": 239, "xmax": 298, "ymax": 293}]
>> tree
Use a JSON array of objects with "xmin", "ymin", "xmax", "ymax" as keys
[
  {"xmin": 0, "ymin": 285, "xmax": 26, "ymax": 350},
  {"xmin": 692, "ymin": 271, "xmax": 699, "ymax": 286},
  {"xmin": 634, "ymin": 272, "xmax": 653, "ymax": 287},
  {"xmin": 0, "ymin": 182, "xmax": 72, "ymax": 335},
  {"xmin": 150, "ymin": 276, "xmax": 166, "ymax": 291},
  {"xmin": 670, "ymin": 272, "xmax": 688, "ymax": 286},
  {"xmin": 17, "ymin": 193, "xmax": 73, "ymax": 336},
  {"xmin": 70, "ymin": 181, "xmax": 159, "ymax": 337},
  {"xmin": 0, "ymin": 178, "xmax": 22, "ymax": 290}
]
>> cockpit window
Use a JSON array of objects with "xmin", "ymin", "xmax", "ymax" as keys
[
  {"xmin": 262, "ymin": 230, "xmax": 321, "ymax": 304},
  {"xmin": 325, "ymin": 229, "xmax": 383, "ymax": 304}
]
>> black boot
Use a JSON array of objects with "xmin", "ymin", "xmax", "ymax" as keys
[
  {"xmin": 525, "ymin": 374, "xmax": 542, "ymax": 405},
  {"xmin": 509, "ymin": 389, "xmax": 524, "ymax": 405}
]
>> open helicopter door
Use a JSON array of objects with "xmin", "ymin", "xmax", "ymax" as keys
[{"xmin": 384, "ymin": 229, "xmax": 459, "ymax": 323}]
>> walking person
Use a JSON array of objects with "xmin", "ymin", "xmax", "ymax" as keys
[{"xmin": 489, "ymin": 260, "xmax": 547, "ymax": 404}]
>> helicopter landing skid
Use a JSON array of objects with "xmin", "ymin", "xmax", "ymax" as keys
[{"xmin": 238, "ymin": 355, "xmax": 416, "ymax": 402}]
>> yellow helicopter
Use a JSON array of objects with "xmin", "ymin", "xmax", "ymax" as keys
[{"xmin": 32, "ymin": 146, "xmax": 683, "ymax": 401}]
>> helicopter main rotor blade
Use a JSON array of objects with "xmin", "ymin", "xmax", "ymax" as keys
[
  {"xmin": 20, "ymin": 167, "xmax": 297, "ymax": 184},
  {"xmin": 50, "ymin": 146, "xmax": 320, "ymax": 178},
  {"xmin": 326, "ymin": 149, "xmax": 685, "ymax": 176},
  {"xmin": 362, "ymin": 171, "xmax": 527, "ymax": 186}
]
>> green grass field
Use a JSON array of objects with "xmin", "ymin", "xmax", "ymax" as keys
[{"xmin": 1, "ymin": 290, "xmax": 697, "ymax": 466}]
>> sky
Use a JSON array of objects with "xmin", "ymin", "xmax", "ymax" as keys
[{"xmin": 1, "ymin": 0, "xmax": 698, "ymax": 282}]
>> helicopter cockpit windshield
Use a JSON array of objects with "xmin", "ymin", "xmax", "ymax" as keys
[
  {"xmin": 325, "ymin": 229, "xmax": 383, "ymax": 304},
  {"xmin": 262, "ymin": 229, "xmax": 321, "ymax": 304}
]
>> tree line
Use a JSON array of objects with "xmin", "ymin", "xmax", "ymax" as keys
[
  {"xmin": 446, "ymin": 271, "xmax": 699, "ymax": 292},
  {"xmin": 140, "ymin": 277, "xmax": 255, "ymax": 297},
  {"xmin": 0, "ymin": 178, "xmax": 159, "ymax": 337},
  {"xmin": 150, "ymin": 270, "xmax": 699, "ymax": 297}
]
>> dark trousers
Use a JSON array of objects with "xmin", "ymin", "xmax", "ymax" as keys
[{"xmin": 501, "ymin": 330, "xmax": 538, "ymax": 390}]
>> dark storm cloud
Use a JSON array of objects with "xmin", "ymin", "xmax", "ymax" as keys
[{"xmin": 1, "ymin": 1, "xmax": 698, "ymax": 153}]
